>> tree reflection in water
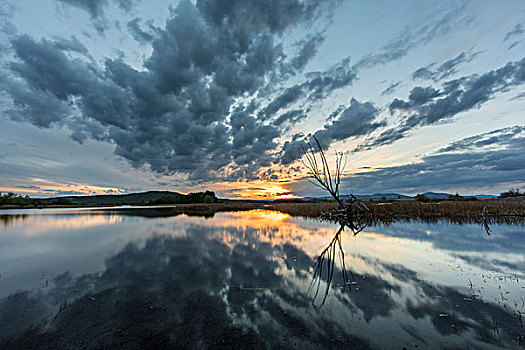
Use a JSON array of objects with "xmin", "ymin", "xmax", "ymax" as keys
[
  {"xmin": 310, "ymin": 194, "xmax": 370, "ymax": 306},
  {"xmin": 310, "ymin": 225, "xmax": 348, "ymax": 306}
]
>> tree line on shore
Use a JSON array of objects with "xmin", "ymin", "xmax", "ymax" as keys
[
  {"xmin": 0, "ymin": 191, "xmax": 218, "ymax": 207},
  {"xmin": 1, "ymin": 187, "xmax": 523, "ymax": 208}
]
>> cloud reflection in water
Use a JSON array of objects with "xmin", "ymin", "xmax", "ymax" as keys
[{"xmin": 0, "ymin": 208, "xmax": 524, "ymax": 349}]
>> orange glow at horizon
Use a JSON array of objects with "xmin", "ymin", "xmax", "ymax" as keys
[
  {"xmin": 1, "ymin": 178, "xmax": 300, "ymax": 200},
  {"xmin": 220, "ymin": 180, "xmax": 299, "ymax": 200},
  {"xmin": 0, "ymin": 178, "xmax": 126, "ymax": 197}
]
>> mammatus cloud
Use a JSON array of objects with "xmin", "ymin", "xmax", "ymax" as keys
[
  {"xmin": 1, "ymin": 0, "xmax": 343, "ymax": 182},
  {"xmin": 356, "ymin": 57, "xmax": 525, "ymax": 151}
]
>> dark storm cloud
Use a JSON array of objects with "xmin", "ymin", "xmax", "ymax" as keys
[
  {"xmin": 388, "ymin": 86, "xmax": 441, "ymax": 110},
  {"xmin": 356, "ymin": 57, "xmax": 525, "ymax": 151},
  {"xmin": 290, "ymin": 33, "xmax": 326, "ymax": 71},
  {"xmin": 0, "ymin": 76, "xmax": 73, "ymax": 127},
  {"xmin": 304, "ymin": 57, "xmax": 356, "ymax": 101},
  {"xmin": 313, "ymin": 98, "xmax": 384, "ymax": 146},
  {"xmin": 260, "ymin": 56, "xmax": 356, "ymax": 121},
  {"xmin": 411, "ymin": 51, "xmax": 481, "ymax": 82},
  {"xmin": 229, "ymin": 111, "xmax": 280, "ymax": 166},
  {"xmin": 0, "ymin": 0, "xmax": 480, "ymax": 181},
  {"xmin": 274, "ymin": 109, "xmax": 306, "ymax": 127},
  {"xmin": 344, "ymin": 127, "xmax": 525, "ymax": 194},
  {"xmin": 8, "ymin": 35, "xmax": 97, "ymax": 99},
  {"xmin": 262, "ymin": 85, "xmax": 305, "ymax": 118},
  {"xmin": 281, "ymin": 99, "xmax": 384, "ymax": 164},
  {"xmin": 2, "ymin": 0, "xmax": 341, "ymax": 182}
]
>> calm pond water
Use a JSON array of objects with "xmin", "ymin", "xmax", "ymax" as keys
[{"xmin": 0, "ymin": 207, "xmax": 524, "ymax": 349}]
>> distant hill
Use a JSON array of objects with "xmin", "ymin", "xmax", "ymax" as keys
[
  {"xmin": 306, "ymin": 193, "xmax": 410, "ymax": 200},
  {"xmin": 422, "ymin": 192, "xmax": 452, "ymax": 198},
  {"xmin": 352, "ymin": 193, "xmax": 411, "ymax": 199},
  {"xmin": 36, "ymin": 191, "xmax": 183, "ymax": 206},
  {"xmin": 422, "ymin": 192, "xmax": 497, "ymax": 198},
  {"xmin": 305, "ymin": 192, "xmax": 497, "ymax": 201}
]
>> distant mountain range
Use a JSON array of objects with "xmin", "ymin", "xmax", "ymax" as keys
[
  {"xmin": 308, "ymin": 192, "xmax": 497, "ymax": 200},
  {"xmin": 35, "ymin": 190, "xmax": 498, "ymax": 206},
  {"xmin": 351, "ymin": 193, "xmax": 411, "ymax": 199}
]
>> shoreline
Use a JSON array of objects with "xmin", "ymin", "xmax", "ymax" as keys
[{"xmin": 2, "ymin": 201, "xmax": 524, "ymax": 225}]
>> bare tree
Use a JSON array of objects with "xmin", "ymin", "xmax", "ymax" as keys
[
  {"xmin": 301, "ymin": 135, "xmax": 368, "ymax": 231},
  {"xmin": 301, "ymin": 136, "xmax": 346, "ymax": 207}
]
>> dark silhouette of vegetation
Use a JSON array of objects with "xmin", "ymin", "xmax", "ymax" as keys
[
  {"xmin": 415, "ymin": 193, "xmax": 431, "ymax": 202},
  {"xmin": 52, "ymin": 198, "xmax": 74, "ymax": 205},
  {"xmin": 149, "ymin": 191, "xmax": 218, "ymax": 204},
  {"xmin": 0, "ymin": 192, "xmax": 35, "ymax": 207},
  {"xmin": 500, "ymin": 188, "xmax": 524, "ymax": 198},
  {"xmin": 301, "ymin": 136, "xmax": 368, "ymax": 232},
  {"xmin": 301, "ymin": 137, "xmax": 345, "ymax": 206}
]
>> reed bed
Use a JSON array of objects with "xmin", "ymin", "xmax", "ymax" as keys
[{"xmin": 169, "ymin": 200, "xmax": 525, "ymax": 225}]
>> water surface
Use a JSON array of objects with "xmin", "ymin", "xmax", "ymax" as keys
[{"xmin": 0, "ymin": 207, "xmax": 524, "ymax": 349}]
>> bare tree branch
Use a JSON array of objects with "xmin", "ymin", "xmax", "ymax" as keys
[{"xmin": 301, "ymin": 136, "xmax": 345, "ymax": 206}]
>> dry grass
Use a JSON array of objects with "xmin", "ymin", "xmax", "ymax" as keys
[
  {"xmin": 169, "ymin": 200, "xmax": 525, "ymax": 225},
  {"xmin": 363, "ymin": 200, "xmax": 525, "ymax": 225}
]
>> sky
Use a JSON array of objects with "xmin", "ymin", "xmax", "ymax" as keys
[{"xmin": 0, "ymin": 0, "xmax": 524, "ymax": 199}]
